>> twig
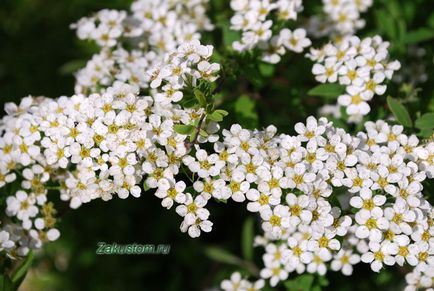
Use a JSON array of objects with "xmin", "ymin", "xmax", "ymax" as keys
[{"xmin": 185, "ymin": 113, "xmax": 206, "ymax": 151}]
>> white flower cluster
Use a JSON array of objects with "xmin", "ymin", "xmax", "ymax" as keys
[
  {"xmin": 221, "ymin": 272, "xmax": 265, "ymax": 291},
  {"xmin": 207, "ymin": 117, "xmax": 434, "ymax": 288},
  {"xmin": 308, "ymin": 36, "xmax": 401, "ymax": 122},
  {"xmin": 0, "ymin": 41, "xmax": 221, "ymax": 254},
  {"xmin": 0, "ymin": 222, "xmax": 41, "ymax": 257},
  {"xmin": 71, "ymin": 0, "xmax": 213, "ymax": 94},
  {"xmin": 405, "ymin": 262, "xmax": 434, "ymax": 291},
  {"xmin": 307, "ymin": 0, "xmax": 373, "ymax": 38},
  {"xmin": 230, "ymin": 0, "xmax": 311, "ymax": 64}
]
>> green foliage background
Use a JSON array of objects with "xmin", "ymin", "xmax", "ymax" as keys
[{"xmin": 1, "ymin": 0, "xmax": 434, "ymax": 290}]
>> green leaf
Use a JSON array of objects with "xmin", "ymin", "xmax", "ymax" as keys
[
  {"xmin": 193, "ymin": 89, "xmax": 207, "ymax": 107},
  {"xmin": 258, "ymin": 63, "xmax": 275, "ymax": 78},
  {"xmin": 403, "ymin": 28, "xmax": 434, "ymax": 44},
  {"xmin": 11, "ymin": 251, "xmax": 33, "ymax": 289},
  {"xmin": 204, "ymin": 246, "xmax": 242, "ymax": 265},
  {"xmin": 199, "ymin": 129, "xmax": 209, "ymax": 137},
  {"xmin": 387, "ymin": 96, "xmax": 413, "ymax": 127},
  {"xmin": 375, "ymin": 10, "xmax": 397, "ymax": 41},
  {"xmin": 173, "ymin": 124, "xmax": 195, "ymax": 135},
  {"xmin": 415, "ymin": 113, "xmax": 434, "ymax": 129},
  {"xmin": 429, "ymin": 12, "xmax": 434, "ymax": 29},
  {"xmin": 307, "ymin": 84, "xmax": 346, "ymax": 99},
  {"xmin": 214, "ymin": 109, "xmax": 229, "ymax": 117},
  {"xmin": 284, "ymin": 274, "xmax": 314, "ymax": 291},
  {"xmin": 418, "ymin": 128, "xmax": 434, "ymax": 138},
  {"xmin": 180, "ymin": 97, "xmax": 197, "ymax": 109},
  {"xmin": 234, "ymin": 95, "xmax": 258, "ymax": 129},
  {"xmin": 208, "ymin": 111, "xmax": 224, "ymax": 122},
  {"xmin": 241, "ymin": 217, "xmax": 254, "ymax": 260},
  {"xmin": 222, "ymin": 22, "xmax": 240, "ymax": 47},
  {"xmin": 143, "ymin": 181, "xmax": 150, "ymax": 192},
  {"xmin": 59, "ymin": 59, "xmax": 87, "ymax": 75},
  {"xmin": 0, "ymin": 275, "xmax": 13, "ymax": 291}
]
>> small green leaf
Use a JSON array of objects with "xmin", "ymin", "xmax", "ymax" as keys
[
  {"xmin": 241, "ymin": 217, "xmax": 254, "ymax": 260},
  {"xmin": 59, "ymin": 59, "xmax": 87, "ymax": 75},
  {"xmin": 174, "ymin": 124, "xmax": 195, "ymax": 135},
  {"xmin": 11, "ymin": 251, "xmax": 34, "ymax": 289},
  {"xmin": 208, "ymin": 111, "xmax": 224, "ymax": 122},
  {"xmin": 387, "ymin": 96, "xmax": 412, "ymax": 127},
  {"xmin": 234, "ymin": 95, "xmax": 258, "ymax": 129},
  {"xmin": 181, "ymin": 97, "xmax": 197, "ymax": 109},
  {"xmin": 258, "ymin": 63, "xmax": 275, "ymax": 78},
  {"xmin": 284, "ymin": 274, "xmax": 314, "ymax": 291},
  {"xmin": 418, "ymin": 128, "xmax": 434, "ymax": 138},
  {"xmin": 404, "ymin": 28, "xmax": 434, "ymax": 44},
  {"xmin": 308, "ymin": 84, "xmax": 346, "ymax": 99},
  {"xmin": 222, "ymin": 22, "xmax": 240, "ymax": 47},
  {"xmin": 143, "ymin": 181, "xmax": 150, "ymax": 192},
  {"xmin": 204, "ymin": 246, "xmax": 242, "ymax": 265},
  {"xmin": 199, "ymin": 129, "xmax": 209, "ymax": 137},
  {"xmin": 214, "ymin": 109, "xmax": 229, "ymax": 117},
  {"xmin": 415, "ymin": 113, "xmax": 434, "ymax": 129},
  {"xmin": 194, "ymin": 89, "xmax": 207, "ymax": 107}
]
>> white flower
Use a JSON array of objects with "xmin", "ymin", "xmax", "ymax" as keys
[
  {"xmin": 6, "ymin": 191, "xmax": 38, "ymax": 221},
  {"xmin": 183, "ymin": 149, "xmax": 225, "ymax": 178},
  {"xmin": 361, "ymin": 242, "xmax": 397, "ymax": 272},
  {"xmin": 279, "ymin": 28, "xmax": 311, "ymax": 53},
  {"xmin": 260, "ymin": 205, "xmax": 290, "ymax": 239},
  {"xmin": 246, "ymin": 189, "xmax": 279, "ymax": 213},
  {"xmin": 355, "ymin": 208, "xmax": 389, "ymax": 242},
  {"xmin": 155, "ymin": 179, "xmax": 187, "ymax": 209},
  {"xmin": 286, "ymin": 193, "xmax": 312, "ymax": 225},
  {"xmin": 338, "ymin": 85, "xmax": 372, "ymax": 115},
  {"xmin": 331, "ymin": 249, "xmax": 360, "ymax": 276},
  {"xmin": 0, "ymin": 230, "xmax": 15, "ymax": 251},
  {"xmin": 294, "ymin": 116, "xmax": 326, "ymax": 143},
  {"xmin": 220, "ymin": 272, "xmax": 244, "ymax": 291},
  {"xmin": 260, "ymin": 261, "xmax": 288, "ymax": 287},
  {"xmin": 350, "ymin": 187, "xmax": 386, "ymax": 212},
  {"xmin": 307, "ymin": 249, "xmax": 332, "ymax": 275},
  {"xmin": 312, "ymin": 60, "xmax": 339, "ymax": 83}
]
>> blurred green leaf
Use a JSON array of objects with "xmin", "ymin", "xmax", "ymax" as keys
[
  {"xmin": 415, "ymin": 113, "xmax": 434, "ymax": 129},
  {"xmin": 0, "ymin": 274, "xmax": 14, "ymax": 291},
  {"xmin": 208, "ymin": 111, "xmax": 223, "ymax": 122},
  {"xmin": 429, "ymin": 12, "xmax": 434, "ymax": 28},
  {"xmin": 59, "ymin": 59, "xmax": 87, "ymax": 75},
  {"xmin": 193, "ymin": 89, "xmax": 207, "ymax": 107},
  {"xmin": 284, "ymin": 274, "xmax": 314, "ymax": 291},
  {"xmin": 387, "ymin": 96, "xmax": 412, "ymax": 127},
  {"xmin": 174, "ymin": 124, "xmax": 195, "ymax": 135},
  {"xmin": 11, "ymin": 250, "xmax": 33, "ymax": 289},
  {"xmin": 403, "ymin": 28, "xmax": 434, "ymax": 44},
  {"xmin": 204, "ymin": 246, "xmax": 242, "ymax": 265},
  {"xmin": 375, "ymin": 10, "xmax": 397, "ymax": 41},
  {"xmin": 258, "ymin": 63, "xmax": 275, "ymax": 78},
  {"xmin": 214, "ymin": 109, "xmax": 229, "ymax": 117},
  {"xmin": 143, "ymin": 181, "xmax": 150, "ymax": 191},
  {"xmin": 221, "ymin": 21, "xmax": 240, "ymax": 47},
  {"xmin": 308, "ymin": 84, "xmax": 346, "ymax": 99},
  {"xmin": 234, "ymin": 95, "xmax": 258, "ymax": 129},
  {"xmin": 241, "ymin": 217, "xmax": 254, "ymax": 261}
]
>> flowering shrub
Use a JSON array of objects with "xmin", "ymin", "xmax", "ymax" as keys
[{"xmin": 1, "ymin": 0, "xmax": 434, "ymax": 290}]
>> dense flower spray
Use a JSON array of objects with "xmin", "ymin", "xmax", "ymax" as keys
[{"xmin": 0, "ymin": 0, "xmax": 433, "ymax": 290}]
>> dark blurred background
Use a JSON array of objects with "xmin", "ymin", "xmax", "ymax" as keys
[
  {"xmin": 0, "ymin": 0, "xmax": 131, "ymax": 110},
  {"xmin": 1, "ymin": 0, "xmax": 434, "ymax": 290}
]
